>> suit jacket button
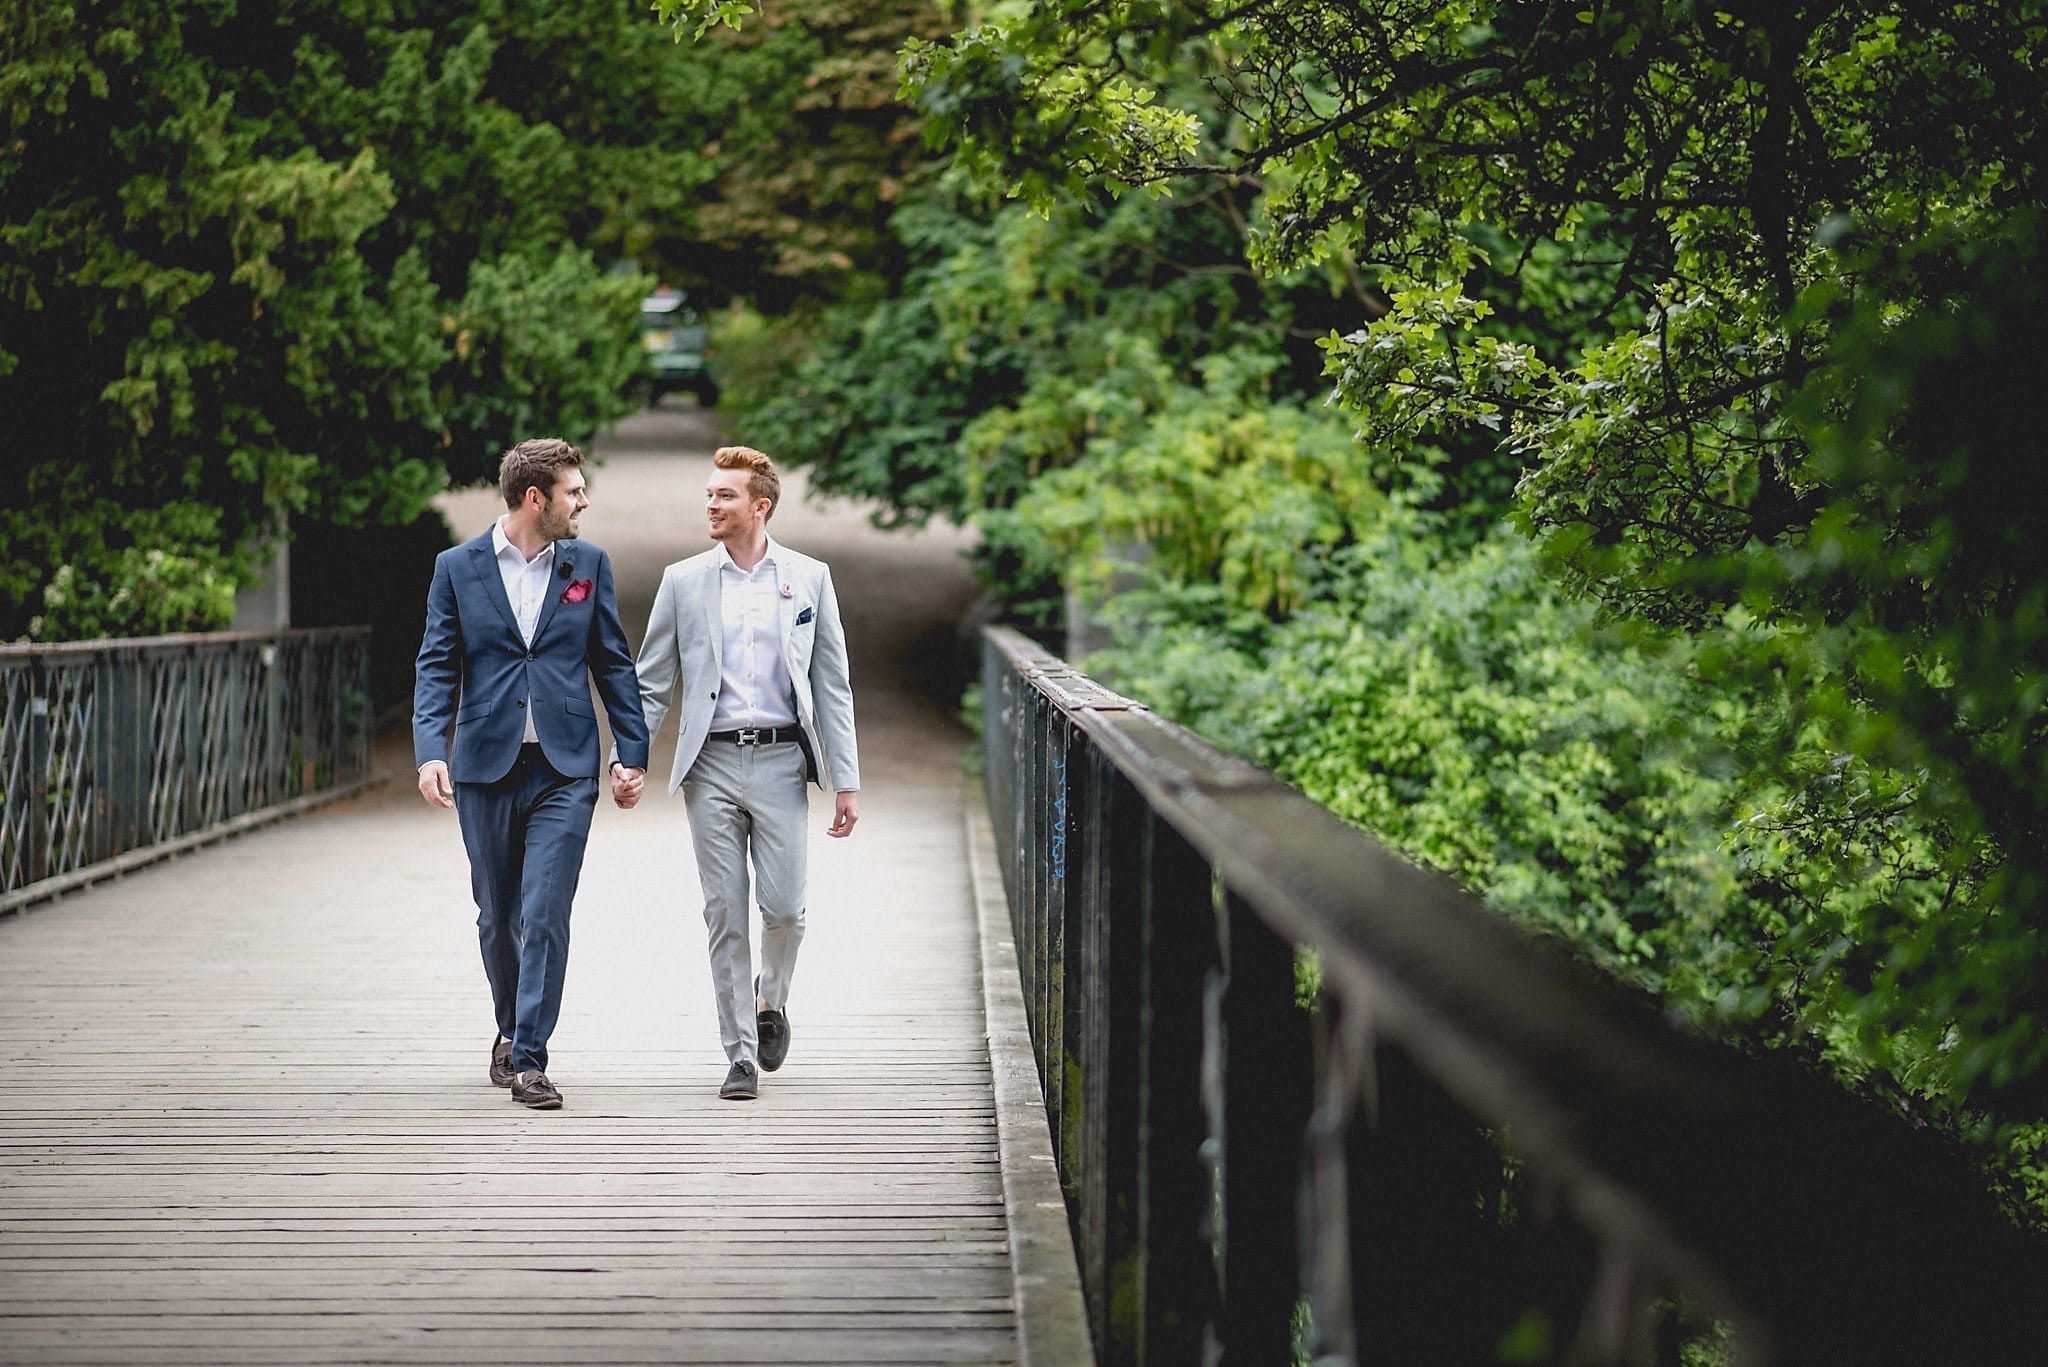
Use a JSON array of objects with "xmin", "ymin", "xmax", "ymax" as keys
[{"xmin": 517, "ymin": 699, "xmax": 526, "ymax": 709}]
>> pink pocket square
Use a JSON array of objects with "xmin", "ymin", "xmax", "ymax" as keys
[{"xmin": 560, "ymin": 578, "xmax": 593, "ymax": 605}]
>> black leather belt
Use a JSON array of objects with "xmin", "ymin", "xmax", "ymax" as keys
[{"xmin": 708, "ymin": 726, "xmax": 801, "ymax": 746}]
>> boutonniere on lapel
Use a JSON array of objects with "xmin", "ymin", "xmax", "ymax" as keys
[
  {"xmin": 779, "ymin": 583, "xmax": 794, "ymax": 598},
  {"xmin": 556, "ymin": 556, "xmax": 590, "ymax": 604}
]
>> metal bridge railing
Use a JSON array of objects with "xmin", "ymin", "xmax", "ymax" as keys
[
  {"xmin": 1, "ymin": 627, "xmax": 373, "ymax": 913},
  {"xmin": 982, "ymin": 625, "xmax": 2045, "ymax": 1367}
]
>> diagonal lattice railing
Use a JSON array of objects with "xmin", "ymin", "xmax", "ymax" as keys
[{"xmin": 0, "ymin": 628, "xmax": 372, "ymax": 912}]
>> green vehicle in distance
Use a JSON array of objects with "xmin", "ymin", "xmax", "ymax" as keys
[{"xmin": 639, "ymin": 288, "xmax": 718, "ymax": 407}]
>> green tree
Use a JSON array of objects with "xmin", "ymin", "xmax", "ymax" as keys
[
  {"xmin": 727, "ymin": 173, "xmax": 1373, "ymax": 629},
  {"xmin": 891, "ymin": 0, "xmax": 2048, "ymax": 1116},
  {"xmin": 1086, "ymin": 515, "xmax": 1744, "ymax": 994},
  {"xmin": 1, "ymin": 0, "xmax": 945, "ymax": 640},
  {"xmin": 654, "ymin": 0, "xmax": 2048, "ymax": 1219},
  {"xmin": 640, "ymin": 0, "xmax": 959, "ymax": 312},
  {"xmin": 2, "ymin": 1, "xmax": 635, "ymax": 637}
]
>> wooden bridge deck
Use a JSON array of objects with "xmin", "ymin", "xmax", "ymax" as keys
[{"xmin": 0, "ymin": 411, "xmax": 1070, "ymax": 1364}]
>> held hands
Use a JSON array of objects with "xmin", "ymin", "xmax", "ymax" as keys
[
  {"xmin": 828, "ymin": 791, "xmax": 859, "ymax": 838},
  {"xmin": 422, "ymin": 759, "xmax": 645, "ymax": 809},
  {"xmin": 417, "ymin": 760, "xmax": 454, "ymax": 810}
]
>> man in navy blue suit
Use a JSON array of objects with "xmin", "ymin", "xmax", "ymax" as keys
[{"xmin": 413, "ymin": 437, "xmax": 650, "ymax": 1109}]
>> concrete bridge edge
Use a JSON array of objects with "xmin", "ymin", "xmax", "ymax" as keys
[{"xmin": 966, "ymin": 780, "xmax": 1097, "ymax": 1367}]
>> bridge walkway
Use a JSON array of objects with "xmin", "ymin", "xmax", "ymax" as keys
[{"xmin": 0, "ymin": 410, "xmax": 1065, "ymax": 1364}]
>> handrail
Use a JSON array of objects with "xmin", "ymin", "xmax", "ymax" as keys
[
  {"xmin": 0, "ymin": 627, "xmax": 374, "ymax": 912},
  {"xmin": 981, "ymin": 624, "xmax": 2046, "ymax": 1366}
]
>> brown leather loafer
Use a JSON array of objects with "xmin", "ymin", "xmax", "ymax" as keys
[
  {"xmin": 511, "ymin": 1070, "xmax": 562, "ymax": 1109},
  {"xmin": 489, "ymin": 1036, "xmax": 515, "ymax": 1088}
]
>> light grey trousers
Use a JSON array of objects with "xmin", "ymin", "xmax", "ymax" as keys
[{"xmin": 682, "ymin": 738, "xmax": 808, "ymax": 1066}]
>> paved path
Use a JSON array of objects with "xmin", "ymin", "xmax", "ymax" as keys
[{"xmin": 0, "ymin": 408, "xmax": 1018, "ymax": 1363}]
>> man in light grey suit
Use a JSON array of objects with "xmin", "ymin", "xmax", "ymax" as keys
[{"xmin": 632, "ymin": 445, "xmax": 860, "ymax": 1100}]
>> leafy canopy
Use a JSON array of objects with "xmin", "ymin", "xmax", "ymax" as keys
[
  {"xmin": 1, "ymin": 0, "xmax": 948, "ymax": 640},
  {"xmin": 891, "ymin": 0, "xmax": 2048, "ymax": 1110},
  {"xmin": 665, "ymin": 0, "xmax": 2048, "ymax": 1215}
]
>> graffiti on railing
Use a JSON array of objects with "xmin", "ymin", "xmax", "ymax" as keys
[{"xmin": 1049, "ymin": 749, "xmax": 1067, "ymax": 883}]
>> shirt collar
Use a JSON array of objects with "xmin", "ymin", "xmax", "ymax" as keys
[
  {"xmin": 715, "ymin": 534, "xmax": 783, "ymax": 577},
  {"xmin": 492, "ymin": 516, "xmax": 557, "ymax": 568}
]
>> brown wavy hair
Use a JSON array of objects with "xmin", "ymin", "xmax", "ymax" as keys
[{"xmin": 498, "ymin": 438, "xmax": 584, "ymax": 510}]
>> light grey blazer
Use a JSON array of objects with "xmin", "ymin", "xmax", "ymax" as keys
[{"xmin": 634, "ymin": 542, "xmax": 860, "ymax": 795}]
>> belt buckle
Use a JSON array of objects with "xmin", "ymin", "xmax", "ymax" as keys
[{"xmin": 736, "ymin": 727, "xmax": 761, "ymax": 746}]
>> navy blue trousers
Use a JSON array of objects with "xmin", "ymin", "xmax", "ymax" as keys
[{"xmin": 454, "ymin": 746, "xmax": 597, "ymax": 1075}]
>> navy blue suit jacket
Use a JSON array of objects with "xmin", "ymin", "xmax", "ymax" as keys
[{"xmin": 412, "ymin": 530, "xmax": 651, "ymax": 785}]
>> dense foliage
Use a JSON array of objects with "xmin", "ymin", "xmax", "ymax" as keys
[
  {"xmin": 1, "ymin": 1, "xmax": 609, "ymax": 635},
  {"xmin": 649, "ymin": 0, "xmax": 955, "ymax": 312},
  {"xmin": 0, "ymin": 0, "xmax": 946, "ymax": 640},
  {"xmin": 730, "ymin": 185, "xmax": 1352, "ymax": 599},
  {"xmin": 664, "ymin": 0, "xmax": 2048, "ymax": 1223}
]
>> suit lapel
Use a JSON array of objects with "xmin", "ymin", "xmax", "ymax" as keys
[
  {"xmin": 775, "ymin": 555, "xmax": 796, "ymax": 645},
  {"xmin": 702, "ymin": 556, "xmax": 723, "ymax": 676},
  {"xmin": 465, "ymin": 532, "xmax": 520, "ymax": 638},
  {"xmin": 533, "ymin": 539, "xmax": 575, "ymax": 643}
]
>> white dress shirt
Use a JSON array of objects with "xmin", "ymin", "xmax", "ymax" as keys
[
  {"xmin": 710, "ymin": 539, "xmax": 798, "ymax": 731},
  {"xmin": 492, "ymin": 516, "xmax": 556, "ymax": 744}
]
